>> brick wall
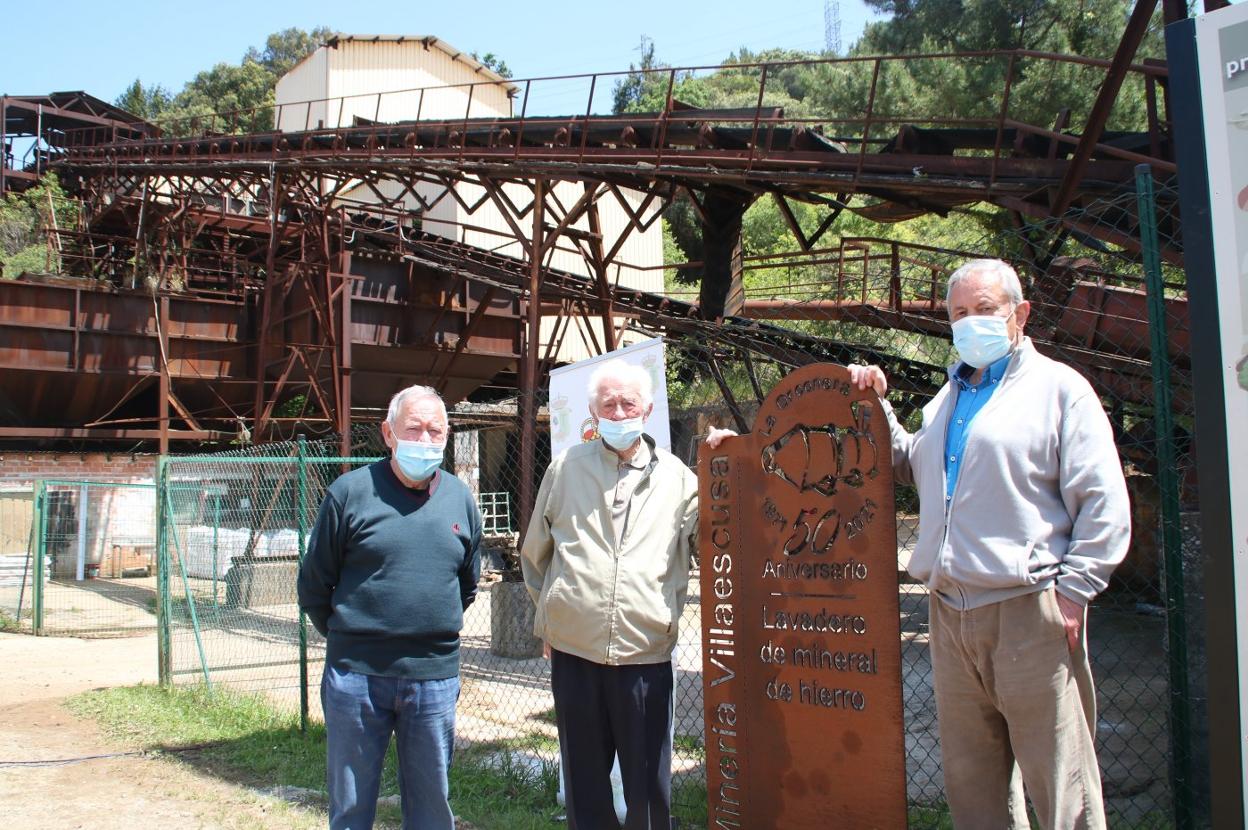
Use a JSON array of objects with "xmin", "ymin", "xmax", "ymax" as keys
[{"xmin": 0, "ymin": 452, "xmax": 158, "ymax": 488}]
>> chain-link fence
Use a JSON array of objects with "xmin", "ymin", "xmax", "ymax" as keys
[
  {"xmin": 148, "ymin": 172, "xmax": 1197, "ymax": 827},
  {"xmin": 0, "ymin": 481, "xmax": 159, "ymax": 637}
]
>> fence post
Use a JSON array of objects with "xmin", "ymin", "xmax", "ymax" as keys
[
  {"xmin": 1136, "ymin": 164, "xmax": 1192, "ymax": 829},
  {"xmin": 32, "ymin": 480, "xmax": 45, "ymax": 636},
  {"xmin": 211, "ymin": 494, "xmax": 221, "ymax": 609},
  {"xmin": 156, "ymin": 457, "xmax": 172, "ymax": 686},
  {"xmin": 297, "ymin": 435, "xmax": 309, "ymax": 733}
]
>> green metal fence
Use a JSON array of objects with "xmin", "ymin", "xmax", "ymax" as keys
[
  {"xmin": 157, "ymin": 439, "xmax": 379, "ymax": 732},
  {"xmin": 0, "ymin": 480, "xmax": 159, "ymax": 637}
]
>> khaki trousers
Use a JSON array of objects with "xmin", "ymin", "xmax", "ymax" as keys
[{"xmin": 929, "ymin": 588, "xmax": 1106, "ymax": 830}]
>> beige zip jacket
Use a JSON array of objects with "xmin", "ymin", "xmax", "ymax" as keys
[{"xmin": 520, "ymin": 435, "xmax": 698, "ymax": 665}]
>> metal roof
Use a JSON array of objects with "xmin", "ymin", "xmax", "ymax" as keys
[{"xmin": 281, "ymin": 34, "xmax": 520, "ymax": 94}]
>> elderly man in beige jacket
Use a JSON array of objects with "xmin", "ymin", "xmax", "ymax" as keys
[{"xmin": 522, "ymin": 358, "xmax": 730, "ymax": 830}]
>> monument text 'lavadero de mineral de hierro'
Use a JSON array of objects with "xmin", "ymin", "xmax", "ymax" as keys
[{"xmin": 698, "ymin": 363, "xmax": 905, "ymax": 829}]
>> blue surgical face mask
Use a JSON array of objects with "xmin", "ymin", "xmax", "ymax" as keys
[
  {"xmin": 393, "ymin": 438, "xmax": 444, "ymax": 482},
  {"xmin": 951, "ymin": 311, "xmax": 1016, "ymax": 369},
  {"xmin": 596, "ymin": 415, "xmax": 646, "ymax": 450}
]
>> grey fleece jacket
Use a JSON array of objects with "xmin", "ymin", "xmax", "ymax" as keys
[{"xmin": 884, "ymin": 338, "xmax": 1130, "ymax": 610}]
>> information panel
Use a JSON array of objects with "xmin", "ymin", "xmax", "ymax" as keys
[
  {"xmin": 698, "ymin": 363, "xmax": 905, "ymax": 829},
  {"xmin": 1193, "ymin": 2, "xmax": 1248, "ymax": 811}
]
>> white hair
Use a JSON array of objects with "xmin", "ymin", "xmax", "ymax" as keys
[
  {"xmin": 386, "ymin": 384, "xmax": 447, "ymax": 426},
  {"xmin": 586, "ymin": 359, "xmax": 654, "ymax": 408},
  {"xmin": 945, "ymin": 258, "xmax": 1025, "ymax": 309}
]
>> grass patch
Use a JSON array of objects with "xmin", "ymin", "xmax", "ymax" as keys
[
  {"xmin": 453, "ymin": 744, "xmax": 563, "ymax": 830},
  {"xmin": 0, "ymin": 610, "xmax": 19, "ymax": 631},
  {"xmin": 672, "ymin": 778, "xmax": 708, "ymax": 826},
  {"xmin": 490, "ymin": 732, "xmax": 560, "ymax": 756},
  {"xmin": 909, "ymin": 804, "xmax": 955, "ymax": 828},
  {"xmin": 673, "ymin": 733, "xmax": 703, "ymax": 758},
  {"xmin": 67, "ymin": 684, "xmax": 570, "ymax": 829},
  {"xmin": 67, "ymin": 684, "xmax": 331, "ymax": 792}
]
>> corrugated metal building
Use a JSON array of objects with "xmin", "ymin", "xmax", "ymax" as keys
[{"xmin": 276, "ymin": 35, "xmax": 664, "ymax": 363}]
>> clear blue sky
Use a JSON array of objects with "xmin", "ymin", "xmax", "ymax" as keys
[{"xmin": 1, "ymin": 0, "xmax": 883, "ymax": 115}]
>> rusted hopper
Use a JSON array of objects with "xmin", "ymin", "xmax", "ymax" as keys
[{"xmin": 0, "ymin": 253, "xmax": 522, "ymax": 448}]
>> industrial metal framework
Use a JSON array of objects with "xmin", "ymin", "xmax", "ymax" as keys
[
  {"xmin": 0, "ymin": 2, "xmax": 1193, "ymax": 526},
  {"xmin": 0, "ymin": 92, "xmax": 156, "ymax": 195}
]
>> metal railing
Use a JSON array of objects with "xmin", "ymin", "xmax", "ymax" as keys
[{"xmin": 51, "ymin": 50, "xmax": 1172, "ymax": 179}]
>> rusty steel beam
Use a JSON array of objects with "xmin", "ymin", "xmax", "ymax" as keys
[
  {"xmin": 2, "ymin": 97, "xmax": 140, "ymax": 131},
  {"xmin": 703, "ymin": 348, "xmax": 749, "ymax": 433},
  {"xmin": 1, "ymin": 97, "xmax": 7, "ymax": 197},
  {"xmin": 0, "ymin": 427, "xmax": 227, "ymax": 440},
  {"xmin": 1050, "ymin": 0, "xmax": 1161, "ymax": 217},
  {"xmin": 158, "ymin": 295, "xmax": 170, "ymax": 454},
  {"xmin": 434, "ymin": 285, "xmax": 500, "ymax": 392},
  {"xmin": 698, "ymin": 188, "xmax": 752, "ymax": 320},
  {"xmin": 338, "ymin": 248, "xmax": 353, "ymax": 458},
  {"xmin": 585, "ymin": 196, "xmax": 617, "ymax": 352},
  {"xmin": 254, "ymin": 169, "xmax": 284, "ymax": 441},
  {"xmin": 518, "ymin": 179, "xmax": 544, "ymax": 540}
]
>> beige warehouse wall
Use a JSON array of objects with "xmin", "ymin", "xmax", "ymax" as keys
[
  {"xmin": 0, "ymin": 491, "xmax": 33, "ymax": 555},
  {"xmin": 327, "ymin": 41, "xmax": 512, "ymax": 125}
]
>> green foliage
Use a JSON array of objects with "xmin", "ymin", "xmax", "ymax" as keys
[
  {"xmin": 115, "ymin": 27, "xmax": 334, "ymax": 134},
  {"xmin": 849, "ymin": 0, "xmax": 1165, "ymax": 131},
  {"xmin": 0, "ymin": 174, "xmax": 78, "ymax": 279},
  {"xmin": 859, "ymin": 0, "xmax": 1159, "ymax": 57},
  {"xmin": 471, "ymin": 52, "xmax": 514, "ymax": 79},
  {"xmin": 612, "ymin": 36, "xmax": 665, "ymax": 114},
  {"xmin": 453, "ymin": 744, "xmax": 563, "ymax": 829},
  {"xmin": 672, "ymin": 732, "xmax": 704, "ymax": 757},
  {"xmin": 636, "ymin": 0, "xmax": 1164, "ymax": 352},
  {"xmin": 245, "ymin": 27, "xmax": 336, "ymax": 79},
  {"xmin": 161, "ymin": 59, "xmax": 280, "ymax": 134},
  {"xmin": 274, "ymin": 394, "xmax": 309, "ymax": 420},
  {"xmin": 115, "ymin": 79, "xmax": 174, "ymax": 121}
]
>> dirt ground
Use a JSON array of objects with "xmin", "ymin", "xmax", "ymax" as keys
[{"xmin": 0, "ymin": 632, "xmax": 325, "ymax": 830}]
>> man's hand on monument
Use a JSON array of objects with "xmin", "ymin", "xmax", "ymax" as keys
[
  {"xmin": 1055, "ymin": 592, "xmax": 1084, "ymax": 653},
  {"xmin": 705, "ymin": 427, "xmax": 738, "ymax": 449},
  {"xmin": 848, "ymin": 364, "xmax": 888, "ymax": 398}
]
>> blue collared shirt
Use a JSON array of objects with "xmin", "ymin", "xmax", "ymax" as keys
[{"xmin": 944, "ymin": 352, "xmax": 1013, "ymax": 500}]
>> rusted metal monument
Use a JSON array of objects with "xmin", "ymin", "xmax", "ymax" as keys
[{"xmin": 699, "ymin": 363, "xmax": 904, "ymax": 828}]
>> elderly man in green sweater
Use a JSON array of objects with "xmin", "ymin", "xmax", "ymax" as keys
[
  {"xmin": 850, "ymin": 259, "xmax": 1130, "ymax": 830},
  {"xmin": 297, "ymin": 384, "xmax": 481, "ymax": 830}
]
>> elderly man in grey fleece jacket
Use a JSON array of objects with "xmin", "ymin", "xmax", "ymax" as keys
[{"xmin": 850, "ymin": 259, "xmax": 1130, "ymax": 830}]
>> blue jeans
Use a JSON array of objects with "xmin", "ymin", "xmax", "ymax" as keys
[{"xmin": 321, "ymin": 665, "xmax": 459, "ymax": 830}]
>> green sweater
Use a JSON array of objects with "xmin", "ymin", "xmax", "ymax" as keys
[{"xmin": 297, "ymin": 461, "xmax": 482, "ymax": 680}]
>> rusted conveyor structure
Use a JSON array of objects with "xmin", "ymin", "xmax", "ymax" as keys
[{"xmin": 0, "ymin": 2, "xmax": 1188, "ymax": 479}]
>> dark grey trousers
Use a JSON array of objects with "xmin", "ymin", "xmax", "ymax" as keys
[{"xmin": 551, "ymin": 649, "xmax": 674, "ymax": 830}]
